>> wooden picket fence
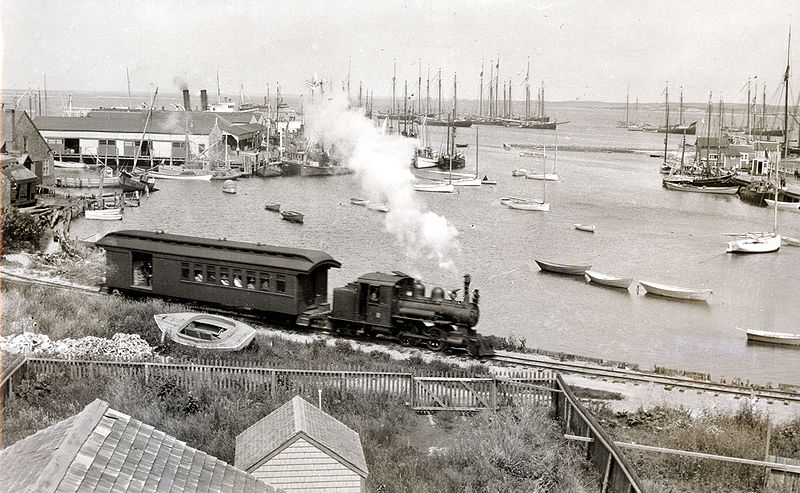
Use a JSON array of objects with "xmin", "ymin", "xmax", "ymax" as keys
[{"xmin": 11, "ymin": 357, "xmax": 556, "ymax": 411}]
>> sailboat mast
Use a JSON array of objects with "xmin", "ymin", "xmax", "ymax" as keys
[
  {"xmin": 479, "ymin": 60, "xmax": 484, "ymax": 117},
  {"xmin": 663, "ymin": 82, "xmax": 669, "ymax": 167},
  {"xmin": 495, "ymin": 57, "xmax": 500, "ymax": 118},
  {"xmin": 679, "ymin": 86, "xmax": 684, "ymax": 126},
  {"xmin": 453, "ymin": 72, "xmax": 458, "ymax": 118},
  {"xmin": 392, "ymin": 59, "xmax": 396, "ymax": 119},
  {"xmin": 418, "ymin": 58, "xmax": 422, "ymax": 115},
  {"xmin": 746, "ymin": 79, "xmax": 751, "ymax": 136},
  {"xmin": 718, "ymin": 95, "xmax": 723, "ymax": 167},
  {"xmin": 762, "ymin": 83, "xmax": 766, "ymax": 132},
  {"xmin": 625, "ymin": 84, "xmax": 629, "ymax": 126},
  {"xmin": 526, "ymin": 58, "xmax": 531, "ymax": 119},
  {"xmin": 475, "ymin": 126, "xmax": 479, "ymax": 178},
  {"xmin": 785, "ymin": 27, "xmax": 791, "ymax": 157},
  {"xmin": 426, "ymin": 65, "xmax": 430, "ymax": 117},
  {"xmin": 438, "ymin": 68, "xmax": 442, "ymax": 118},
  {"xmin": 216, "ymin": 70, "xmax": 221, "ymax": 104},
  {"xmin": 403, "ymin": 80, "xmax": 408, "ymax": 135},
  {"xmin": 705, "ymin": 92, "xmax": 712, "ymax": 165},
  {"xmin": 126, "ymin": 68, "xmax": 132, "ymax": 109}
]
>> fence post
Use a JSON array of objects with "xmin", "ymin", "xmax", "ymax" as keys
[
  {"xmin": 144, "ymin": 363, "xmax": 150, "ymax": 385},
  {"xmin": 491, "ymin": 376, "xmax": 498, "ymax": 411}
]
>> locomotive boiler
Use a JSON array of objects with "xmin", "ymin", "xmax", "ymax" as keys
[{"xmin": 328, "ymin": 271, "xmax": 492, "ymax": 356}]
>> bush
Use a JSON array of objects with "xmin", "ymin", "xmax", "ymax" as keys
[{"xmin": 2, "ymin": 207, "xmax": 45, "ymax": 252}]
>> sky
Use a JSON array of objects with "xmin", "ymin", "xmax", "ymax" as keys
[{"xmin": 1, "ymin": 0, "xmax": 797, "ymax": 104}]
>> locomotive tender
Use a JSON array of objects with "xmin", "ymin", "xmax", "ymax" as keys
[{"xmin": 96, "ymin": 230, "xmax": 492, "ymax": 356}]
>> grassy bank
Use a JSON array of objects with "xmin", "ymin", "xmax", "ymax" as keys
[
  {"xmin": 590, "ymin": 403, "xmax": 800, "ymax": 492},
  {"xmin": 2, "ymin": 278, "xmax": 599, "ymax": 491}
]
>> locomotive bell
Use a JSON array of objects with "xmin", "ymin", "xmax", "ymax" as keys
[
  {"xmin": 430, "ymin": 286, "xmax": 445, "ymax": 301},
  {"xmin": 413, "ymin": 280, "xmax": 426, "ymax": 298}
]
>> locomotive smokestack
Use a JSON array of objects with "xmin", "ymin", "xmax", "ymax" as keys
[
  {"xmin": 463, "ymin": 274, "xmax": 471, "ymax": 302},
  {"xmin": 182, "ymin": 89, "xmax": 191, "ymax": 111},
  {"xmin": 200, "ymin": 89, "xmax": 208, "ymax": 111}
]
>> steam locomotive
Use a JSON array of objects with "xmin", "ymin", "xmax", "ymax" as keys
[{"xmin": 96, "ymin": 230, "xmax": 493, "ymax": 356}]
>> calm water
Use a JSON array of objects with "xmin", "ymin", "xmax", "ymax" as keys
[{"xmin": 57, "ymin": 99, "xmax": 800, "ymax": 387}]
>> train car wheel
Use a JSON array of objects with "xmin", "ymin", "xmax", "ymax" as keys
[{"xmin": 399, "ymin": 337, "xmax": 413, "ymax": 347}]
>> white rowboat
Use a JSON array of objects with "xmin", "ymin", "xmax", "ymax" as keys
[
  {"xmin": 782, "ymin": 236, "xmax": 800, "ymax": 246},
  {"xmin": 574, "ymin": 224, "xmax": 595, "ymax": 233},
  {"xmin": 765, "ymin": 199, "xmax": 800, "ymax": 211},
  {"xmin": 525, "ymin": 172, "xmax": 559, "ymax": 181},
  {"xmin": 744, "ymin": 328, "xmax": 800, "ymax": 346},
  {"xmin": 154, "ymin": 312, "xmax": 256, "ymax": 351},
  {"xmin": 585, "ymin": 270, "xmax": 632, "ymax": 289},
  {"xmin": 508, "ymin": 200, "xmax": 550, "ymax": 212},
  {"xmin": 639, "ymin": 280, "xmax": 712, "ymax": 301},
  {"xmin": 85, "ymin": 208, "xmax": 122, "ymax": 221}
]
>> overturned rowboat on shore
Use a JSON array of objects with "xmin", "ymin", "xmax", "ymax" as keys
[{"xmin": 154, "ymin": 312, "xmax": 256, "ymax": 351}]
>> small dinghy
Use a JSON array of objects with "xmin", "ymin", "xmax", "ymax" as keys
[
  {"xmin": 639, "ymin": 280, "xmax": 712, "ymax": 301},
  {"xmin": 222, "ymin": 180, "xmax": 237, "ymax": 194},
  {"xmin": 511, "ymin": 168, "xmax": 528, "ymax": 177},
  {"xmin": 585, "ymin": 270, "xmax": 632, "ymax": 289},
  {"xmin": 574, "ymin": 224, "xmax": 596, "ymax": 233},
  {"xmin": 350, "ymin": 198, "xmax": 369, "ymax": 206},
  {"xmin": 781, "ymin": 236, "xmax": 800, "ymax": 247},
  {"xmin": 264, "ymin": 203, "xmax": 281, "ymax": 211},
  {"xmin": 481, "ymin": 176, "xmax": 497, "ymax": 185},
  {"xmin": 154, "ymin": 312, "xmax": 256, "ymax": 351},
  {"xmin": 280, "ymin": 210, "xmax": 304, "ymax": 223},
  {"xmin": 534, "ymin": 259, "xmax": 591, "ymax": 276},
  {"xmin": 366, "ymin": 202, "xmax": 389, "ymax": 212},
  {"xmin": 414, "ymin": 181, "xmax": 455, "ymax": 193},
  {"xmin": 508, "ymin": 200, "xmax": 550, "ymax": 212},
  {"xmin": 744, "ymin": 328, "xmax": 800, "ymax": 346}
]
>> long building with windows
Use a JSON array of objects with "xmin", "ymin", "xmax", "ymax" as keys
[{"xmin": 33, "ymin": 110, "xmax": 267, "ymax": 168}]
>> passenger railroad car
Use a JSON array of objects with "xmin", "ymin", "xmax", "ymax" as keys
[{"xmin": 96, "ymin": 230, "xmax": 341, "ymax": 317}]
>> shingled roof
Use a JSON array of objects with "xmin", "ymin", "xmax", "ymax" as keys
[
  {"xmin": 0, "ymin": 399, "xmax": 279, "ymax": 493},
  {"xmin": 235, "ymin": 396, "xmax": 368, "ymax": 478}
]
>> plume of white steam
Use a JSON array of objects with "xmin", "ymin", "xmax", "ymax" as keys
[{"xmin": 304, "ymin": 94, "xmax": 460, "ymax": 270}]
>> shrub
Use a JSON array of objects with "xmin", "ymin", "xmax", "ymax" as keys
[{"xmin": 2, "ymin": 207, "xmax": 45, "ymax": 252}]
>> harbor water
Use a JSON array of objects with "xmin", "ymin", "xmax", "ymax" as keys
[{"xmin": 57, "ymin": 99, "xmax": 800, "ymax": 387}]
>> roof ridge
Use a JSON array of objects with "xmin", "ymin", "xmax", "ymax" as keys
[{"xmin": 30, "ymin": 399, "xmax": 110, "ymax": 492}]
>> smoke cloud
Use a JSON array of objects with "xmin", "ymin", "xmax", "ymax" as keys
[
  {"xmin": 304, "ymin": 94, "xmax": 460, "ymax": 270},
  {"xmin": 173, "ymin": 76, "xmax": 188, "ymax": 91}
]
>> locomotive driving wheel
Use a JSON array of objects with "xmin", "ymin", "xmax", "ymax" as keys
[{"xmin": 425, "ymin": 329, "xmax": 446, "ymax": 351}]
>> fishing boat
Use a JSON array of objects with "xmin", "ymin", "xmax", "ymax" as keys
[
  {"xmin": 119, "ymin": 169, "xmax": 156, "ymax": 193},
  {"xmin": 744, "ymin": 328, "xmax": 800, "ymax": 346},
  {"xmin": 663, "ymin": 182, "xmax": 740, "ymax": 194},
  {"xmin": 350, "ymin": 198, "xmax": 369, "ymax": 206},
  {"xmin": 280, "ymin": 210, "xmax": 304, "ymax": 223},
  {"xmin": 512, "ymin": 168, "xmax": 528, "ymax": 177},
  {"xmin": 534, "ymin": 259, "xmax": 591, "ymax": 275},
  {"xmin": 53, "ymin": 160, "xmax": 87, "ymax": 169},
  {"xmin": 584, "ymin": 270, "xmax": 633, "ymax": 289},
  {"xmin": 414, "ymin": 181, "xmax": 455, "ymax": 193},
  {"xmin": 366, "ymin": 202, "xmax": 389, "ymax": 212},
  {"xmin": 765, "ymin": 198, "xmax": 800, "ymax": 211},
  {"xmin": 150, "ymin": 165, "xmax": 213, "ymax": 181},
  {"xmin": 254, "ymin": 160, "xmax": 283, "ymax": 177},
  {"xmin": 414, "ymin": 117, "xmax": 441, "ymax": 169},
  {"xmin": 85, "ymin": 208, "xmax": 123, "ymax": 221},
  {"xmin": 153, "ymin": 312, "xmax": 256, "ymax": 351},
  {"xmin": 638, "ymin": 280, "xmax": 712, "ymax": 301},
  {"xmin": 574, "ymin": 224, "xmax": 595, "ymax": 233},
  {"xmin": 222, "ymin": 180, "xmax": 237, "ymax": 194},
  {"xmin": 264, "ymin": 202, "xmax": 281, "ymax": 211}
]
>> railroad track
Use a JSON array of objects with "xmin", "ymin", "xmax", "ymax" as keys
[
  {"xmin": 491, "ymin": 352, "xmax": 800, "ymax": 404},
  {"xmin": 7, "ymin": 271, "xmax": 800, "ymax": 403}
]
